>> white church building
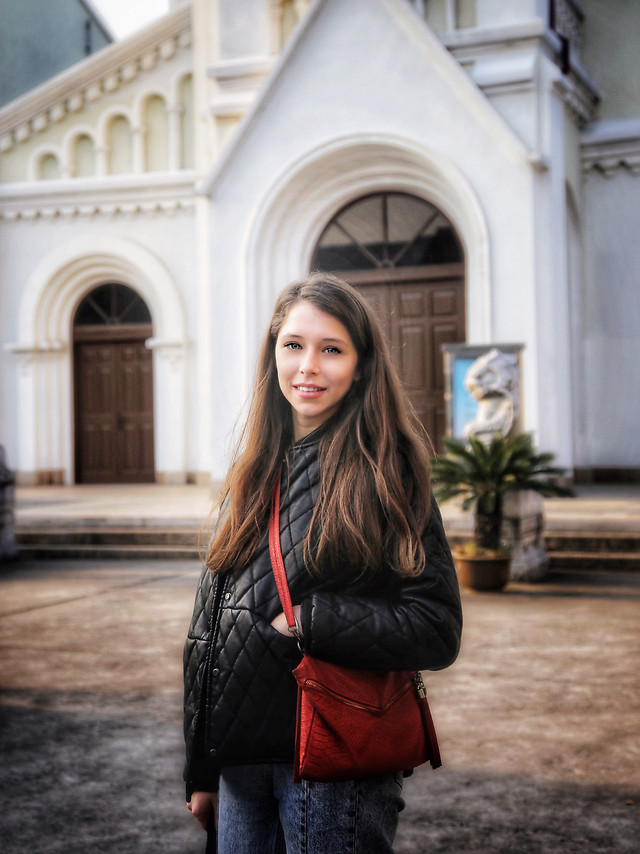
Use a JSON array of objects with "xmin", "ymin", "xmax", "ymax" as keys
[{"xmin": 0, "ymin": 0, "xmax": 638, "ymax": 487}]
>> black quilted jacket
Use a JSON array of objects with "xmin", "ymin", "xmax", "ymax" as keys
[{"xmin": 183, "ymin": 432, "xmax": 462, "ymax": 797}]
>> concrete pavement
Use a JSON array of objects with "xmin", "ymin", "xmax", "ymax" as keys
[
  {"xmin": 1, "ymin": 550, "xmax": 639, "ymax": 853},
  {"xmin": 2, "ymin": 481, "xmax": 640, "ymax": 851}
]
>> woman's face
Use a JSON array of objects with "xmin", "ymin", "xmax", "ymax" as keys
[{"xmin": 275, "ymin": 301, "xmax": 359, "ymax": 441}]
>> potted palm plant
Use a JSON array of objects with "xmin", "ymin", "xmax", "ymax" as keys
[{"xmin": 431, "ymin": 432, "xmax": 572, "ymax": 591}]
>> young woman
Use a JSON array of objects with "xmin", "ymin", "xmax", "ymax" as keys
[{"xmin": 184, "ymin": 273, "xmax": 462, "ymax": 853}]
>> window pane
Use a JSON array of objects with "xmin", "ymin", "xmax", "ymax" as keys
[
  {"xmin": 314, "ymin": 192, "xmax": 462, "ymax": 271},
  {"xmin": 74, "ymin": 284, "xmax": 151, "ymax": 326}
]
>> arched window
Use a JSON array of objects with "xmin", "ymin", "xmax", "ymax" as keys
[
  {"xmin": 107, "ymin": 115, "xmax": 133, "ymax": 174},
  {"xmin": 312, "ymin": 192, "xmax": 465, "ymax": 452},
  {"xmin": 143, "ymin": 95, "xmax": 169, "ymax": 172},
  {"xmin": 313, "ymin": 192, "xmax": 463, "ymax": 272},
  {"xmin": 72, "ymin": 134, "xmax": 96, "ymax": 177},
  {"xmin": 74, "ymin": 283, "xmax": 152, "ymax": 328},
  {"xmin": 39, "ymin": 152, "xmax": 61, "ymax": 180}
]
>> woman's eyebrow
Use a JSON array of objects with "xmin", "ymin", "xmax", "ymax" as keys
[{"xmin": 280, "ymin": 332, "xmax": 350, "ymax": 346}]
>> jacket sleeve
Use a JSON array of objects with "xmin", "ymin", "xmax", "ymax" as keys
[{"xmin": 298, "ymin": 497, "xmax": 462, "ymax": 672}]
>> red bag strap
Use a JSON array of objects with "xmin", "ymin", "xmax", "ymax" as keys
[{"xmin": 269, "ymin": 477, "xmax": 303, "ymax": 646}]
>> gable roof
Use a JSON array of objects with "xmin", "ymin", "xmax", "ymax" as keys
[
  {"xmin": 0, "ymin": 3, "xmax": 190, "ymax": 153},
  {"xmin": 202, "ymin": 0, "xmax": 535, "ymax": 195}
]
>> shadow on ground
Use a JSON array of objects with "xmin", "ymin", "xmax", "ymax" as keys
[
  {"xmin": 1, "ymin": 560, "xmax": 639, "ymax": 853},
  {"xmin": 1, "ymin": 697, "xmax": 637, "ymax": 854}
]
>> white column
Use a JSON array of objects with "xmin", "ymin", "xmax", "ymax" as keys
[
  {"xmin": 8, "ymin": 348, "xmax": 38, "ymax": 484},
  {"xmin": 445, "ymin": 0, "xmax": 456, "ymax": 31},
  {"xmin": 194, "ymin": 196, "xmax": 213, "ymax": 480},
  {"xmin": 95, "ymin": 144, "xmax": 108, "ymax": 176},
  {"xmin": 168, "ymin": 104, "xmax": 182, "ymax": 171},
  {"xmin": 132, "ymin": 125, "xmax": 145, "ymax": 174},
  {"xmin": 6, "ymin": 343, "xmax": 68, "ymax": 484},
  {"xmin": 146, "ymin": 338, "xmax": 188, "ymax": 483},
  {"xmin": 42, "ymin": 345, "xmax": 68, "ymax": 484}
]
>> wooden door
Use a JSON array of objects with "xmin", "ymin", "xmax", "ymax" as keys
[
  {"xmin": 312, "ymin": 191, "xmax": 466, "ymax": 452},
  {"xmin": 75, "ymin": 338, "xmax": 154, "ymax": 483},
  {"xmin": 355, "ymin": 268, "xmax": 465, "ymax": 451}
]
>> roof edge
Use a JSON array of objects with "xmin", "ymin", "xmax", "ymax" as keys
[
  {"xmin": 200, "ymin": 0, "xmax": 535, "ymax": 196},
  {"xmin": 0, "ymin": 3, "xmax": 191, "ymax": 144}
]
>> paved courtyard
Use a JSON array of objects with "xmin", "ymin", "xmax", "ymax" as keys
[{"xmin": 0, "ymin": 557, "xmax": 639, "ymax": 853}]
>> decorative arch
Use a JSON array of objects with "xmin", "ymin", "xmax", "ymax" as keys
[
  {"xmin": 10, "ymin": 236, "xmax": 188, "ymax": 484},
  {"xmin": 28, "ymin": 146, "xmax": 63, "ymax": 181},
  {"xmin": 107, "ymin": 114, "xmax": 133, "ymax": 174},
  {"xmin": 132, "ymin": 88, "xmax": 166, "ymax": 122},
  {"xmin": 97, "ymin": 104, "xmax": 135, "ymax": 137},
  {"xmin": 168, "ymin": 68, "xmax": 194, "ymax": 107},
  {"xmin": 98, "ymin": 107, "xmax": 135, "ymax": 174},
  {"xmin": 140, "ymin": 94, "xmax": 169, "ymax": 172},
  {"xmin": 64, "ymin": 126, "xmax": 97, "ymax": 178},
  {"xmin": 171, "ymin": 71, "xmax": 194, "ymax": 169},
  {"xmin": 244, "ymin": 133, "xmax": 490, "ymax": 357},
  {"xmin": 17, "ymin": 235, "xmax": 185, "ymax": 345}
]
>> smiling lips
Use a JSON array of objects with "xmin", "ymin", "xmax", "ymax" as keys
[{"xmin": 294, "ymin": 384, "xmax": 326, "ymax": 397}]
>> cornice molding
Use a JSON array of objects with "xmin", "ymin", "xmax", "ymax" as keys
[
  {"xmin": 441, "ymin": 20, "xmax": 599, "ymax": 127},
  {"xmin": 441, "ymin": 19, "xmax": 548, "ymax": 56},
  {"xmin": 581, "ymin": 120, "xmax": 640, "ymax": 177},
  {"xmin": 208, "ymin": 56, "xmax": 276, "ymax": 81},
  {"xmin": 552, "ymin": 67, "xmax": 599, "ymax": 127},
  {"xmin": 0, "ymin": 172, "xmax": 196, "ymax": 221},
  {"xmin": 208, "ymin": 55, "xmax": 277, "ymax": 120},
  {"xmin": 0, "ymin": 5, "xmax": 191, "ymax": 153}
]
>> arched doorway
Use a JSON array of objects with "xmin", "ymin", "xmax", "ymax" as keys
[
  {"xmin": 73, "ymin": 283, "xmax": 155, "ymax": 483},
  {"xmin": 312, "ymin": 191, "xmax": 466, "ymax": 451}
]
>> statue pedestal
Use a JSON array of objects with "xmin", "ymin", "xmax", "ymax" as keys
[
  {"xmin": 0, "ymin": 446, "xmax": 18, "ymax": 562},
  {"xmin": 502, "ymin": 492, "xmax": 548, "ymax": 581}
]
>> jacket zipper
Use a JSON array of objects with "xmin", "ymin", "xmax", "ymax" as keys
[{"xmin": 190, "ymin": 573, "xmax": 227, "ymax": 753}]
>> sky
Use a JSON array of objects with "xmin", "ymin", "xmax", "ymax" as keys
[{"xmin": 90, "ymin": 0, "xmax": 171, "ymax": 39}]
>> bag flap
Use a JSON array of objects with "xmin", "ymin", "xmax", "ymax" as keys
[{"xmin": 293, "ymin": 655, "xmax": 415, "ymax": 712}]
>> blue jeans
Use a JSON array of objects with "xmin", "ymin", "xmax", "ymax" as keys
[{"xmin": 215, "ymin": 763, "xmax": 405, "ymax": 853}]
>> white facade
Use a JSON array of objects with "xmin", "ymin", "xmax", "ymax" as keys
[{"xmin": 1, "ymin": 0, "xmax": 638, "ymax": 486}]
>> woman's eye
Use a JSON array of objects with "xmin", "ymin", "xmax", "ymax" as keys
[
  {"xmin": 324, "ymin": 346, "xmax": 341, "ymax": 354},
  {"xmin": 284, "ymin": 341, "xmax": 301, "ymax": 350}
]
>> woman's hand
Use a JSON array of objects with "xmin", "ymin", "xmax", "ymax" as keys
[
  {"xmin": 271, "ymin": 604, "xmax": 301, "ymax": 636},
  {"xmin": 188, "ymin": 790, "xmax": 218, "ymax": 831}
]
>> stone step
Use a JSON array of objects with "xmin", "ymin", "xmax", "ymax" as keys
[
  {"xmin": 444, "ymin": 530, "xmax": 640, "ymax": 574},
  {"xmin": 544, "ymin": 531, "xmax": 640, "ymax": 552},
  {"xmin": 14, "ymin": 526, "xmax": 640, "ymax": 569},
  {"xmin": 545, "ymin": 531, "xmax": 640, "ymax": 572},
  {"xmin": 14, "ymin": 526, "xmax": 203, "ymax": 560},
  {"xmin": 547, "ymin": 551, "xmax": 640, "ymax": 572},
  {"xmin": 16, "ymin": 527, "xmax": 201, "ymax": 547},
  {"xmin": 15, "ymin": 542, "xmax": 201, "ymax": 561}
]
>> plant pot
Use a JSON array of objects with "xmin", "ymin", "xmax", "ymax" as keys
[{"xmin": 452, "ymin": 549, "xmax": 511, "ymax": 592}]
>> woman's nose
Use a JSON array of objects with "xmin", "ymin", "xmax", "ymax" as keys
[{"xmin": 299, "ymin": 351, "xmax": 319, "ymax": 374}]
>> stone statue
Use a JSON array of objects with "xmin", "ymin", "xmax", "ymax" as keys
[{"xmin": 463, "ymin": 348, "xmax": 519, "ymax": 441}]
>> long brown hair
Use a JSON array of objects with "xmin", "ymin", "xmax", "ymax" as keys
[{"xmin": 205, "ymin": 273, "xmax": 432, "ymax": 577}]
